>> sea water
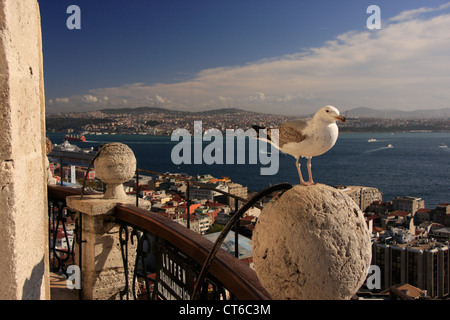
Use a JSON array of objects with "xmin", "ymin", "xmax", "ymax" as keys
[{"xmin": 47, "ymin": 132, "xmax": 450, "ymax": 209}]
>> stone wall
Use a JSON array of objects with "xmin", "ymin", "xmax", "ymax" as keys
[{"xmin": 0, "ymin": 0, "xmax": 48, "ymax": 299}]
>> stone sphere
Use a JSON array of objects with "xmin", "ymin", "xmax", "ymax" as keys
[
  {"xmin": 94, "ymin": 143, "xmax": 136, "ymax": 199},
  {"xmin": 252, "ymin": 184, "xmax": 372, "ymax": 300}
]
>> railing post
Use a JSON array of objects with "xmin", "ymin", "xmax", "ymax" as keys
[
  {"xmin": 186, "ymin": 181, "xmax": 191, "ymax": 229},
  {"xmin": 68, "ymin": 198, "xmax": 136, "ymax": 299},
  {"xmin": 76, "ymin": 210, "xmax": 84, "ymax": 300},
  {"xmin": 234, "ymin": 200, "xmax": 239, "ymax": 258},
  {"xmin": 136, "ymin": 168, "xmax": 139, "ymax": 207},
  {"xmin": 60, "ymin": 156, "xmax": 64, "ymax": 186}
]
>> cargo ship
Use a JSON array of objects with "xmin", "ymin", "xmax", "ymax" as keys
[{"xmin": 64, "ymin": 134, "xmax": 86, "ymax": 142}]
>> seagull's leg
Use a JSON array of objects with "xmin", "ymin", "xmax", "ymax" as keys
[
  {"xmin": 306, "ymin": 157, "xmax": 315, "ymax": 185},
  {"xmin": 296, "ymin": 157, "xmax": 307, "ymax": 185}
]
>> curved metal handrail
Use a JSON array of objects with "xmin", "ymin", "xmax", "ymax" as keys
[{"xmin": 191, "ymin": 182, "xmax": 292, "ymax": 299}]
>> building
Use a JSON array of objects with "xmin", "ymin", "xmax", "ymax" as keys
[
  {"xmin": 437, "ymin": 203, "xmax": 450, "ymax": 215},
  {"xmin": 411, "ymin": 203, "xmax": 450, "ymax": 227},
  {"xmin": 366, "ymin": 201, "xmax": 392, "ymax": 215},
  {"xmin": 177, "ymin": 202, "xmax": 201, "ymax": 215},
  {"xmin": 430, "ymin": 227, "xmax": 450, "ymax": 241},
  {"xmin": 51, "ymin": 230, "xmax": 74, "ymax": 250},
  {"xmin": 436, "ymin": 203, "xmax": 450, "ymax": 226},
  {"xmin": 175, "ymin": 213, "xmax": 213, "ymax": 235},
  {"xmin": 226, "ymin": 182, "xmax": 248, "ymax": 208},
  {"xmin": 414, "ymin": 208, "xmax": 433, "ymax": 225},
  {"xmin": 392, "ymin": 196, "xmax": 425, "ymax": 216},
  {"xmin": 372, "ymin": 240, "xmax": 450, "ymax": 298},
  {"xmin": 203, "ymin": 231, "xmax": 253, "ymax": 267},
  {"xmin": 335, "ymin": 185, "xmax": 382, "ymax": 211},
  {"xmin": 188, "ymin": 183, "xmax": 229, "ymax": 202}
]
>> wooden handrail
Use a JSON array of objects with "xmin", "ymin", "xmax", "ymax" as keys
[
  {"xmin": 48, "ymin": 185, "xmax": 99, "ymax": 198},
  {"xmin": 114, "ymin": 204, "xmax": 271, "ymax": 300}
]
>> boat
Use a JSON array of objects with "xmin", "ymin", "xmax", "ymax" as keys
[
  {"xmin": 368, "ymin": 138, "xmax": 377, "ymax": 142},
  {"xmin": 64, "ymin": 134, "xmax": 86, "ymax": 142},
  {"xmin": 53, "ymin": 140, "xmax": 78, "ymax": 152},
  {"xmin": 386, "ymin": 144, "xmax": 393, "ymax": 148},
  {"xmin": 52, "ymin": 140, "xmax": 97, "ymax": 154},
  {"xmin": 438, "ymin": 143, "xmax": 448, "ymax": 148},
  {"xmin": 49, "ymin": 141, "xmax": 97, "ymax": 165}
]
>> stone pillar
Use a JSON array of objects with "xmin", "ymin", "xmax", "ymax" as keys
[
  {"xmin": 0, "ymin": 0, "xmax": 49, "ymax": 299},
  {"xmin": 67, "ymin": 195, "xmax": 138, "ymax": 300},
  {"xmin": 66, "ymin": 143, "xmax": 149, "ymax": 299}
]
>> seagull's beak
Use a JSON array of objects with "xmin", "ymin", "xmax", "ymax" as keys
[{"xmin": 335, "ymin": 115, "xmax": 346, "ymax": 123}]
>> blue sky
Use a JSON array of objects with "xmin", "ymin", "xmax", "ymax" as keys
[{"xmin": 39, "ymin": 0, "xmax": 450, "ymax": 115}]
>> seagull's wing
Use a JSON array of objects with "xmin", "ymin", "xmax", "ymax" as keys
[
  {"xmin": 283, "ymin": 119, "xmax": 309, "ymax": 131},
  {"xmin": 270, "ymin": 119, "xmax": 309, "ymax": 148}
]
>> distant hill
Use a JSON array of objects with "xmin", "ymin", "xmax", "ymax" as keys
[
  {"xmin": 52, "ymin": 105, "xmax": 450, "ymax": 120},
  {"xmin": 344, "ymin": 107, "xmax": 450, "ymax": 119},
  {"xmin": 99, "ymin": 106, "xmax": 182, "ymax": 115},
  {"xmin": 195, "ymin": 107, "xmax": 260, "ymax": 115},
  {"xmin": 97, "ymin": 106, "xmax": 262, "ymax": 116}
]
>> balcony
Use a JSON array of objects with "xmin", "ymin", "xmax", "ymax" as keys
[{"xmin": 47, "ymin": 162, "xmax": 290, "ymax": 300}]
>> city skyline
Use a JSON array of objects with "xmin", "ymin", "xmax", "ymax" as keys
[{"xmin": 39, "ymin": 1, "xmax": 450, "ymax": 115}]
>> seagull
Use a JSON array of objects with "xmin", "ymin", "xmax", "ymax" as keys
[{"xmin": 253, "ymin": 105, "xmax": 345, "ymax": 186}]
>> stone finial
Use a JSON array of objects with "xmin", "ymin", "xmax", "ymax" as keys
[
  {"xmin": 94, "ymin": 143, "xmax": 136, "ymax": 199},
  {"xmin": 252, "ymin": 184, "xmax": 372, "ymax": 300}
]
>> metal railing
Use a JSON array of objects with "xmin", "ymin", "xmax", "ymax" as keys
[
  {"xmin": 48, "ymin": 195, "xmax": 75, "ymax": 274},
  {"xmin": 47, "ymin": 150, "xmax": 292, "ymax": 300}
]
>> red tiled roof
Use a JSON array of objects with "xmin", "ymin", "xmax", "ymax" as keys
[
  {"xmin": 388, "ymin": 210, "xmax": 410, "ymax": 217},
  {"xmin": 416, "ymin": 208, "xmax": 431, "ymax": 213},
  {"xmin": 205, "ymin": 201, "xmax": 225, "ymax": 207}
]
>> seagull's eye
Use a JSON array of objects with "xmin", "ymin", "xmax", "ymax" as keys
[{"xmin": 326, "ymin": 110, "xmax": 329, "ymax": 113}]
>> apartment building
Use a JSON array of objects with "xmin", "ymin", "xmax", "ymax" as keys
[
  {"xmin": 188, "ymin": 183, "xmax": 229, "ymax": 202},
  {"xmin": 336, "ymin": 185, "xmax": 382, "ymax": 211},
  {"xmin": 372, "ymin": 240, "xmax": 450, "ymax": 298},
  {"xmin": 392, "ymin": 196, "xmax": 425, "ymax": 215},
  {"xmin": 226, "ymin": 182, "xmax": 248, "ymax": 208},
  {"xmin": 175, "ymin": 213, "xmax": 213, "ymax": 235}
]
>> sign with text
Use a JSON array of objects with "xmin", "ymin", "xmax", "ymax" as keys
[{"xmin": 154, "ymin": 244, "xmax": 197, "ymax": 300}]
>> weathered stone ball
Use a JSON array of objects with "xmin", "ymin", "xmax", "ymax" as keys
[
  {"xmin": 252, "ymin": 184, "xmax": 372, "ymax": 300},
  {"xmin": 94, "ymin": 143, "xmax": 136, "ymax": 185}
]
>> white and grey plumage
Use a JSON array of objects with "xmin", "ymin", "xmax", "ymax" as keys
[{"xmin": 253, "ymin": 105, "xmax": 346, "ymax": 186}]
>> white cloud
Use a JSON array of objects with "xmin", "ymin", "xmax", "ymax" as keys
[
  {"xmin": 47, "ymin": 5, "xmax": 450, "ymax": 115},
  {"xmin": 154, "ymin": 95, "xmax": 169, "ymax": 105},
  {"xmin": 82, "ymin": 95, "xmax": 98, "ymax": 103},
  {"xmin": 247, "ymin": 92, "xmax": 266, "ymax": 102},
  {"xmin": 389, "ymin": 2, "xmax": 450, "ymax": 22},
  {"xmin": 56, "ymin": 97, "xmax": 70, "ymax": 103}
]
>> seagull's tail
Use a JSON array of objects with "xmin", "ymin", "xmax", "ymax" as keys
[
  {"xmin": 252, "ymin": 125, "xmax": 265, "ymax": 131},
  {"xmin": 252, "ymin": 125, "xmax": 270, "ymax": 140},
  {"xmin": 252, "ymin": 125, "xmax": 276, "ymax": 146}
]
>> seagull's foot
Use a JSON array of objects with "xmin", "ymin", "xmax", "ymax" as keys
[{"xmin": 300, "ymin": 180, "xmax": 316, "ymax": 186}]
